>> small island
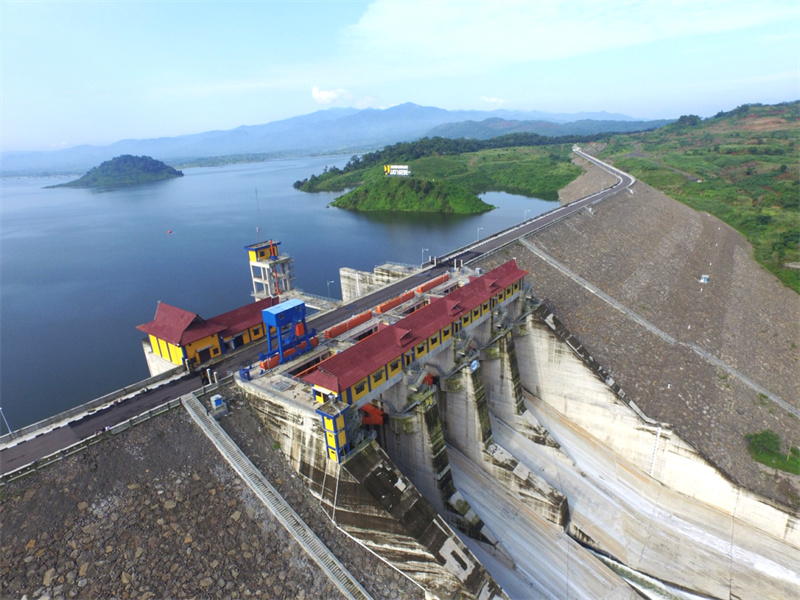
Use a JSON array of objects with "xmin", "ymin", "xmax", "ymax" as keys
[
  {"xmin": 331, "ymin": 176, "xmax": 495, "ymax": 214},
  {"xmin": 49, "ymin": 155, "xmax": 183, "ymax": 188}
]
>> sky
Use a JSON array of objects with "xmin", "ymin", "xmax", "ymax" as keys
[{"xmin": 2, "ymin": 0, "xmax": 798, "ymax": 152}]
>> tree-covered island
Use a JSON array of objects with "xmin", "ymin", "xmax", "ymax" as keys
[{"xmin": 49, "ymin": 155, "xmax": 183, "ymax": 188}]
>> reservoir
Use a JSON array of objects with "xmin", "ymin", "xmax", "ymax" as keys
[{"xmin": 0, "ymin": 156, "xmax": 555, "ymax": 430}]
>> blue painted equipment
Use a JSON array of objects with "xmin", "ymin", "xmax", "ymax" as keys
[{"xmin": 261, "ymin": 299, "xmax": 316, "ymax": 366}]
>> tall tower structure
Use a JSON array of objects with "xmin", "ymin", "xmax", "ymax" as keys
[{"xmin": 245, "ymin": 240, "xmax": 294, "ymax": 301}]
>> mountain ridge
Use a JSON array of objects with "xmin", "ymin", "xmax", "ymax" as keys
[{"xmin": 1, "ymin": 103, "xmax": 664, "ymax": 175}]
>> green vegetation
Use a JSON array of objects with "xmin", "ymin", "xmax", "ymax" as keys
[
  {"xmin": 598, "ymin": 102, "xmax": 799, "ymax": 292},
  {"xmin": 294, "ymin": 134, "xmax": 585, "ymax": 211},
  {"xmin": 427, "ymin": 117, "xmax": 674, "ymax": 140},
  {"xmin": 745, "ymin": 429, "xmax": 800, "ymax": 475},
  {"xmin": 175, "ymin": 151, "xmax": 300, "ymax": 168},
  {"xmin": 51, "ymin": 155, "xmax": 183, "ymax": 188},
  {"xmin": 332, "ymin": 176, "xmax": 494, "ymax": 214}
]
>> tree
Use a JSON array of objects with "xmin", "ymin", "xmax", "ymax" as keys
[
  {"xmin": 677, "ymin": 115, "xmax": 701, "ymax": 127},
  {"xmin": 745, "ymin": 429, "xmax": 781, "ymax": 454}
]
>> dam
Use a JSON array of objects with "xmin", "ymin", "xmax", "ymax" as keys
[{"xmin": 2, "ymin": 152, "xmax": 798, "ymax": 599}]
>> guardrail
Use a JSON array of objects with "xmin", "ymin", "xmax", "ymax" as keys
[
  {"xmin": 0, "ymin": 398, "xmax": 183, "ymax": 485},
  {"xmin": 0, "ymin": 365, "xmax": 185, "ymax": 446}
]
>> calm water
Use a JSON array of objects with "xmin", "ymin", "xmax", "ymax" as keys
[{"xmin": 0, "ymin": 156, "xmax": 555, "ymax": 430}]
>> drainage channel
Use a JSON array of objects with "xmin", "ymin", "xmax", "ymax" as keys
[
  {"xmin": 182, "ymin": 394, "xmax": 372, "ymax": 600},
  {"xmin": 586, "ymin": 549, "xmax": 714, "ymax": 600}
]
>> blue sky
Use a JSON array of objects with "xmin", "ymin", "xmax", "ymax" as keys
[{"xmin": 2, "ymin": 0, "xmax": 798, "ymax": 152}]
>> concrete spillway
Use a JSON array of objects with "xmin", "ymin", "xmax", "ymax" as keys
[
  {"xmin": 238, "ymin": 374, "xmax": 506, "ymax": 600},
  {"xmin": 235, "ymin": 269, "xmax": 798, "ymax": 599}
]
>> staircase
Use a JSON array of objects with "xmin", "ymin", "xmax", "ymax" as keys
[{"xmin": 182, "ymin": 394, "xmax": 372, "ymax": 600}]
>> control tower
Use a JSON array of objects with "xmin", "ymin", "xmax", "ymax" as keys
[{"xmin": 245, "ymin": 240, "xmax": 294, "ymax": 301}]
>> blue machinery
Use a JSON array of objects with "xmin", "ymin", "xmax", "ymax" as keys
[{"xmin": 258, "ymin": 299, "xmax": 317, "ymax": 368}]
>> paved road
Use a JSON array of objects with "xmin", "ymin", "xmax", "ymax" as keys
[{"xmin": 0, "ymin": 151, "xmax": 634, "ymax": 477}]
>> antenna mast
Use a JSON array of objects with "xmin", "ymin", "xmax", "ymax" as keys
[{"xmin": 255, "ymin": 187, "xmax": 262, "ymax": 243}]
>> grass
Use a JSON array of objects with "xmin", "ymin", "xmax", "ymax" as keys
[
  {"xmin": 745, "ymin": 429, "xmax": 800, "ymax": 475},
  {"xmin": 599, "ymin": 101, "xmax": 800, "ymax": 292},
  {"xmin": 749, "ymin": 446, "xmax": 800, "ymax": 475},
  {"xmin": 298, "ymin": 144, "xmax": 582, "ymax": 205}
]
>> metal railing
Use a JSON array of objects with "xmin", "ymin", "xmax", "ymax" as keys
[
  {"xmin": 1, "ymin": 398, "xmax": 182, "ymax": 485},
  {"xmin": 182, "ymin": 394, "xmax": 372, "ymax": 600},
  {"xmin": 0, "ymin": 366, "xmax": 185, "ymax": 447}
]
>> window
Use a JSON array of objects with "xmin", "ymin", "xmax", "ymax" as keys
[
  {"xmin": 417, "ymin": 342, "xmax": 427, "ymax": 354},
  {"xmin": 373, "ymin": 369, "xmax": 385, "ymax": 385},
  {"xmin": 354, "ymin": 381, "xmax": 367, "ymax": 395},
  {"xmin": 473, "ymin": 307, "xmax": 481, "ymax": 318},
  {"xmin": 252, "ymin": 327, "xmax": 261, "ymax": 337},
  {"xmin": 388, "ymin": 359, "xmax": 401, "ymax": 375}
]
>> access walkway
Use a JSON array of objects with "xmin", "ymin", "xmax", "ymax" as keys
[{"xmin": 181, "ymin": 394, "xmax": 372, "ymax": 600}]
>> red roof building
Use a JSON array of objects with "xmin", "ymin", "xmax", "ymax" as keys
[
  {"xmin": 137, "ymin": 296, "xmax": 280, "ymax": 369},
  {"xmin": 303, "ymin": 260, "xmax": 527, "ymax": 406}
]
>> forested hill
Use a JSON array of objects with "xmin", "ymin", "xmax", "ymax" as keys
[
  {"xmin": 331, "ymin": 177, "xmax": 495, "ymax": 214},
  {"xmin": 293, "ymin": 132, "xmax": 601, "ymax": 193},
  {"xmin": 426, "ymin": 117, "xmax": 674, "ymax": 139},
  {"xmin": 51, "ymin": 155, "xmax": 183, "ymax": 188}
]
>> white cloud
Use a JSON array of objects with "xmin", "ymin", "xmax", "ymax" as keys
[
  {"xmin": 312, "ymin": 85, "xmax": 352, "ymax": 104},
  {"xmin": 339, "ymin": 0, "xmax": 799, "ymax": 76},
  {"xmin": 481, "ymin": 97, "xmax": 505, "ymax": 106}
]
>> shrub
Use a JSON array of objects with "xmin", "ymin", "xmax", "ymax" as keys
[{"xmin": 745, "ymin": 429, "xmax": 781, "ymax": 454}]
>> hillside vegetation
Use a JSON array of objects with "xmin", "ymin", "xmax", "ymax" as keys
[
  {"xmin": 51, "ymin": 155, "xmax": 183, "ymax": 188},
  {"xmin": 331, "ymin": 176, "xmax": 495, "ymax": 214},
  {"xmin": 427, "ymin": 117, "xmax": 673, "ymax": 139},
  {"xmin": 597, "ymin": 102, "xmax": 799, "ymax": 291},
  {"xmin": 295, "ymin": 134, "xmax": 586, "ymax": 208}
]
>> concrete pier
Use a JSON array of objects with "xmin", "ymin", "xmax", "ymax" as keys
[
  {"xmin": 238, "ymin": 375, "xmax": 507, "ymax": 600},
  {"xmin": 340, "ymin": 263, "xmax": 418, "ymax": 302}
]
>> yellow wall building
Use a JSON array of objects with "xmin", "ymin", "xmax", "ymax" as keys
[{"xmin": 137, "ymin": 296, "xmax": 279, "ymax": 372}]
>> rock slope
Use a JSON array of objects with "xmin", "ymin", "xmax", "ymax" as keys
[
  {"xmin": 0, "ymin": 402, "xmax": 422, "ymax": 599},
  {"xmin": 479, "ymin": 170, "xmax": 800, "ymax": 508}
]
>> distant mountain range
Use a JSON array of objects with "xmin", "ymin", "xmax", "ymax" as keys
[
  {"xmin": 426, "ymin": 116, "xmax": 672, "ymax": 139},
  {"xmin": 1, "ymin": 103, "xmax": 673, "ymax": 175}
]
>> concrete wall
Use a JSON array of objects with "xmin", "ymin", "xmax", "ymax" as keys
[
  {"xmin": 514, "ymin": 308, "xmax": 800, "ymax": 549},
  {"xmin": 237, "ymin": 378, "xmax": 506, "ymax": 600},
  {"xmin": 340, "ymin": 264, "xmax": 417, "ymax": 303}
]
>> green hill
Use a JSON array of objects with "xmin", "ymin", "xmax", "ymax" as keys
[
  {"xmin": 597, "ymin": 102, "xmax": 799, "ymax": 292},
  {"xmin": 295, "ymin": 136, "xmax": 584, "ymax": 205},
  {"xmin": 51, "ymin": 155, "xmax": 183, "ymax": 188},
  {"xmin": 426, "ymin": 117, "xmax": 674, "ymax": 139},
  {"xmin": 331, "ymin": 176, "xmax": 494, "ymax": 214}
]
